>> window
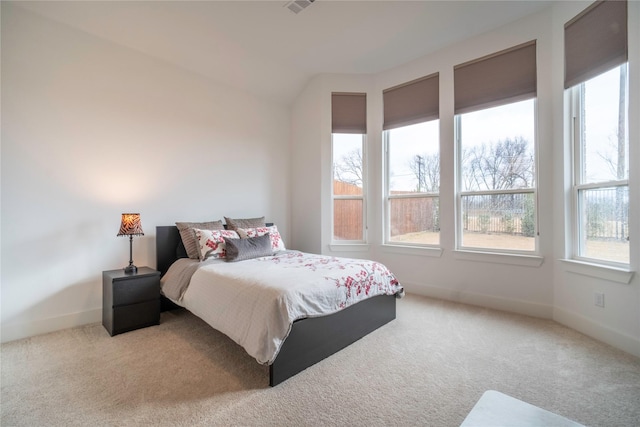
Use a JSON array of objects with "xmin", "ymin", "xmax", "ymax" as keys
[
  {"xmin": 454, "ymin": 41, "xmax": 538, "ymax": 253},
  {"xmin": 332, "ymin": 93, "xmax": 367, "ymax": 242},
  {"xmin": 570, "ymin": 65, "xmax": 629, "ymax": 265},
  {"xmin": 332, "ymin": 133, "xmax": 366, "ymax": 241},
  {"xmin": 383, "ymin": 73, "xmax": 440, "ymax": 246},
  {"xmin": 456, "ymin": 100, "xmax": 536, "ymax": 251},
  {"xmin": 385, "ymin": 121, "xmax": 440, "ymax": 245},
  {"xmin": 565, "ymin": 0, "xmax": 629, "ymax": 266}
]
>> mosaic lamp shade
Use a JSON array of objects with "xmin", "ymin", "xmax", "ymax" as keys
[
  {"xmin": 117, "ymin": 213, "xmax": 144, "ymax": 273},
  {"xmin": 117, "ymin": 213, "xmax": 144, "ymax": 237}
]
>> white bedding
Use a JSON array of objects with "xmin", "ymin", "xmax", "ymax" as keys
[{"xmin": 162, "ymin": 251, "xmax": 403, "ymax": 365}]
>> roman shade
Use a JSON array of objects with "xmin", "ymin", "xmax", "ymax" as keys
[
  {"xmin": 383, "ymin": 73, "xmax": 439, "ymax": 130},
  {"xmin": 331, "ymin": 92, "xmax": 367, "ymax": 134},
  {"xmin": 454, "ymin": 41, "xmax": 537, "ymax": 115},
  {"xmin": 564, "ymin": 0, "xmax": 627, "ymax": 89}
]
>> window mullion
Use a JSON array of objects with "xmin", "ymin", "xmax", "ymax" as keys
[
  {"xmin": 459, "ymin": 188, "xmax": 535, "ymax": 197},
  {"xmin": 575, "ymin": 180, "xmax": 629, "ymax": 191},
  {"xmin": 388, "ymin": 193, "xmax": 439, "ymax": 199}
]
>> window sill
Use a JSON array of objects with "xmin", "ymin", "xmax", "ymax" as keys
[
  {"xmin": 560, "ymin": 259, "xmax": 634, "ymax": 284},
  {"xmin": 328, "ymin": 243, "xmax": 370, "ymax": 253},
  {"xmin": 453, "ymin": 250, "xmax": 544, "ymax": 267},
  {"xmin": 380, "ymin": 244, "xmax": 443, "ymax": 258}
]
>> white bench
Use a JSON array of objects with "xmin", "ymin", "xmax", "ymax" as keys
[{"xmin": 461, "ymin": 390, "xmax": 585, "ymax": 427}]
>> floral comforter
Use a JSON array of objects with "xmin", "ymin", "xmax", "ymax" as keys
[{"xmin": 163, "ymin": 251, "xmax": 403, "ymax": 364}]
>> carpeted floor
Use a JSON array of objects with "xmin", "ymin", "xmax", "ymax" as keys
[{"xmin": 2, "ymin": 294, "xmax": 639, "ymax": 426}]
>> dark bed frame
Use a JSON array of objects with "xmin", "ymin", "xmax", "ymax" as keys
[{"xmin": 156, "ymin": 225, "xmax": 398, "ymax": 386}]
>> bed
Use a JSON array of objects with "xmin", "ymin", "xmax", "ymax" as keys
[{"xmin": 156, "ymin": 225, "xmax": 402, "ymax": 386}]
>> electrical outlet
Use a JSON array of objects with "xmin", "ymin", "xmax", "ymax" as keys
[{"xmin": 594, "ymin": 292, "xmax": 605, "ymax": 308}]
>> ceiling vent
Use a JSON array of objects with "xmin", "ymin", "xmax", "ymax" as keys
[{"xmin": 285, "ymin": 0, "xmax": 315, "ymax": 14}]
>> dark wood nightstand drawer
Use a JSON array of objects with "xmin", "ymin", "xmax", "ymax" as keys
[
  {"xmin": 112, "ymin": 276, "xmax": 159, "ymax": 306},
  {"xmin": 112, "ymin": 300, "xmax": 160, "ymax": 334}
]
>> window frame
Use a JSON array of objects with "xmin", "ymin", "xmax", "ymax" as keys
[
  {"xmin": 568, "ymin": 64, "xmax": 630, "ymax": 267},
  {"xmin": 383, "ymin": 123, "xmax": 440, "ymax": 248},
  {"xmin": 454, "ymin": 99, "xmax": 539, "ymax": 255},
  {"xmin": 331, "ymin": 132, "xmax": 367, "ymax": 244}
]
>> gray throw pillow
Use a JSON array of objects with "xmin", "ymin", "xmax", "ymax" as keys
[
  {"xmin": 224, "ymin": 233, "xmax": 273, "ymax": 262},
  {"xmin": 224, "ymin": 216, "xmax": 266, "ymax": 231},
  {"xmin": 176, "ymin": 220, "xmax": 224, "ymax": 259}
]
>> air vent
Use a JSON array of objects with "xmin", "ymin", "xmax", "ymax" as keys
[{"xmin": 285, "ymin": 0, "xmax": 315, "ymax": 14}]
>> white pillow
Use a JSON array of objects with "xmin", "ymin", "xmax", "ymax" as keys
[{"xmin": 193, "ymin": 228, "xmax": 240, "ymax": 260}]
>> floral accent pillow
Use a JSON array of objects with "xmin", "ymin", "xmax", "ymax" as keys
[
  {"xmin": 193, "ymin": 228, "xmax": 240, "ymax": 260},
  {"xmin": 237, "ymin": 225, "xmax": 286, "ymax": 252}
]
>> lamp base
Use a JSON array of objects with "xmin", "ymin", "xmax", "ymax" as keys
[{"xmin": 124, "ymin": 265, "xmax": 138, "ymax": 274}]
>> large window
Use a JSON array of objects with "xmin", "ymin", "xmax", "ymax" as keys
[
  {"xmin": 383, "ymin": 73, "xmax": 440, "ymax": 246},
  {"xmin": 386, "ymin": 121, "xmax": 440, "ymax": 245},
  {"xmin": 457, "ymin": 100, "xmax": 536, "ymax": 251},
  {"xmin": 570, "ymin": 65, "xmax": 629, "ymax": 265},
  {"xmin": 332, "ymin": 133, "xmax": 366, "ymax": 241},
  {"xmin": 565, "ymin": 0, "xmax": 629, "ymax": 266},
  {"xmin": 331, "ymin": 92, "xmax": 367, "ymax": 242},
  {"xmin": 454, "ymin": 41, "xmax": 538, "ymax": 253}
]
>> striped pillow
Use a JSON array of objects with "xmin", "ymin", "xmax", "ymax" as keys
[
  {"xmin": 224, "ymin": 216, "xmax": 266, "ymax": 231},
  {"xmin": 176, "ymin": 220, "xmax": 224, "ymax": 259}
]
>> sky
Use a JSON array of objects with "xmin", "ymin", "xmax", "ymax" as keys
[{"xmin": 583, "ymin": 65, "xmax": 628, "ymax": 183}]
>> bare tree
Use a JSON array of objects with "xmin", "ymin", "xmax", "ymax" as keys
[
  {"xmin": 334, "ymin": 149, "xmax": 363, "ymax": 187},
  {"xmin": 463, "ymin": 137, "xmax": 533, "ymax": 191},
  {"xmin": 617, "ymin": 65, "xmax": 627, "ymax": 181},
  {"xmin": 595, "ymin": 66, "xmax": 628, "ymax": 241}
]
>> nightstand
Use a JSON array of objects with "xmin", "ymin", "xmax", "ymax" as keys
[{"xmin": 102, "ymin": 267, "xmax": 161, "ymax": 336}]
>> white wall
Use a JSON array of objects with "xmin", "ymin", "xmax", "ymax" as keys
[
  {"xmin": 1, "ymin": 4, "xmax": 291, "ymax": 342},
  {"xmin": 291, "ymin": 74, "xmax": 376, "ymax": 254},
  {"xmin": 290, "ymin": 4, "xmax": 640, "ymax": 357},
  {"xmin": 290, "ymin": 76, "xmax": 323, "ymax": 254},
  {"xmin": 551, "ymin": 1, "xmax": 640, "ymax": 358}
]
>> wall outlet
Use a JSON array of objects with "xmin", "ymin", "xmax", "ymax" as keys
[{"xmin": 594, "ymin": 292, "xmax": 605, "ymax": 308}]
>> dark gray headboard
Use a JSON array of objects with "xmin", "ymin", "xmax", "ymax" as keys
[
  {"xmin": 156, "ymin": 226, "xmax": 183, "ymax": 277},
  {"xmin": 155, "ymin": 223, "xmax": 274, "ymax": 276}
]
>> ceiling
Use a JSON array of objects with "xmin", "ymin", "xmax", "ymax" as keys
[{"xmin": 15, "ymin": 0, "xmax": 553, "ymax": 106}]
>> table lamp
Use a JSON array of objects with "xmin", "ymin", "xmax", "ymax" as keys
[{"xmin": 117, "ymin": 213, "xmax": 144, "ymax": 274}]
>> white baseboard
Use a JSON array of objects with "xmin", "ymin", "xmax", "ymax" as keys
[
  {"xmin": 1, "ymin": 308, "xmax": 102, "ymax": 344},
  {"xmin": 4, "ymin": 295, "xmax": 638, "ymax": 360},
  {"xmin": 403, "ymin": 281, "xmax": 554, "ymax": 319},
  {"xmin": 553, "ymin": 307, "xmax": 640, "ymax": 359},
  {"xmin": 402, "ymin": 281, "xmax": 640, "ymax": 359}
]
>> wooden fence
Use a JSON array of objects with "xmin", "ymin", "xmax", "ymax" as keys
[
  {"xmin": 333, "ymin": 180, "xmax": 437, "ymax": 240},
  {"xmin": 333, "ymin": 181, "xmax": 363, "ymax": 240},
  {"xmin": 389, "ymin": 197, "xmax": 437, "ymax": 236}
]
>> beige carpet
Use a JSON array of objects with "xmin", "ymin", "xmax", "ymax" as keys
[{"xmin": 2, "ymin": 294, "xmax": 639, "ymax": 426}]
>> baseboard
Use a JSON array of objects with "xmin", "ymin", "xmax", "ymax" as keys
[
  {"xmin": 553, "ymin": 307, "xmax": 640, "ymax": 359},
  {"xmin": 401, "ymin": 281, "xmax": 640, "ymax": 358},
  {"xmin": 4, "ymin": 297, "xmax": 637, "ymax": 360},
  {"xmin": 1, "ymin": 308, "xmax": 102, "ymax": 344},
  {"xmin": 403, "ymin": 281, "xmax": 554, "ymax": 319}
]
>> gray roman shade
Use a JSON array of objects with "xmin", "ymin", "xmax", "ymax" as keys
[
  {"xmin": 383, "ymin": 73, "xmax": 439, "ymax": 130},
  {"xmin": 564, "ymin": 0, "xmax": 627, "ymax": 89},
  {"xmin": 454, "ymin": 41, "xmax": 537, "ymax": 115},
  {"xmin": 331, "ymin": 92, "xmax": 366, "ymax": 134}
]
